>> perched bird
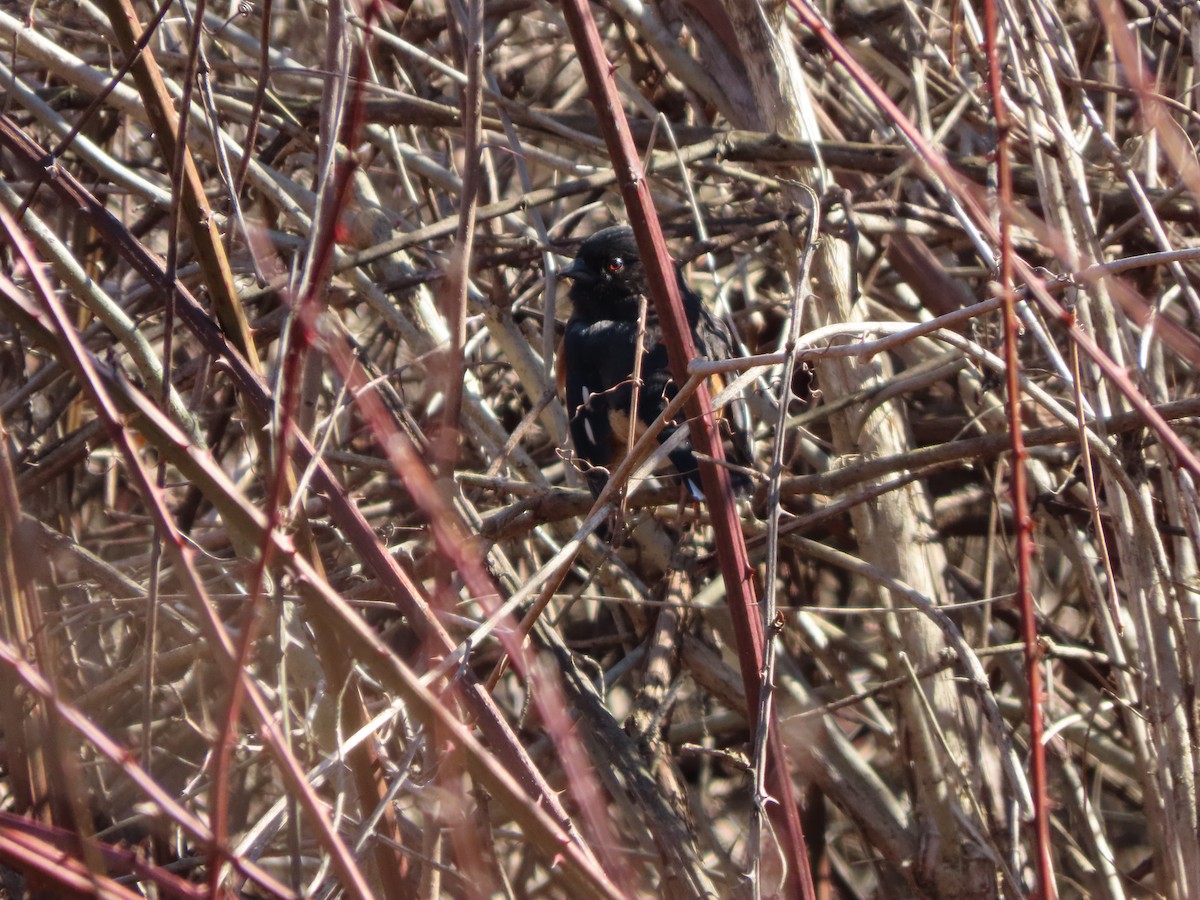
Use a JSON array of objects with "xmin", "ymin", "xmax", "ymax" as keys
[{"xmin": 556, "ymin": 225, "xmax": 753, "ymax": 498}]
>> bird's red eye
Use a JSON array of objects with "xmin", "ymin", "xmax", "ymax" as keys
[{"xmin": 606, "ymin": 257, "xmax": 625, "ymax": 273}]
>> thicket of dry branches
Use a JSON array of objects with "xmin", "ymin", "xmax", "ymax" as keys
[{"xmin": 0, "ymin": 0, "xmax": 1197, "ymax": 897}]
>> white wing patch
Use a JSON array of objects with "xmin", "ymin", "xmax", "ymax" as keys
[{"xmin": 580, "ymin": 386, "xmax": 597, "ymax": 444}]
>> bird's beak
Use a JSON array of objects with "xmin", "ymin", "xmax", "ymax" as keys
[{"xmin": 560, "ymin": 257, "xmax": 593, "ymax": 285}]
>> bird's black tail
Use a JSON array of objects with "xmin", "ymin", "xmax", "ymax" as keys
[{"xmin": 669, "ymin": 446, "xmax": 752, "ymax": 501}]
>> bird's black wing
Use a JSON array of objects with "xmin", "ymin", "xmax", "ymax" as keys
[
  {"xmin": 692, "ymin": 304, "xmax": 755, "ymax": 468},
  {"xmin": 630, "ymin": 332, "xmax": 702, "ymax": 489}
]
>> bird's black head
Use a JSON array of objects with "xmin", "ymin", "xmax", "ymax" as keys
[{"xmin": 561, "ymin": 225, "xmax": 648, "ymax": 322}]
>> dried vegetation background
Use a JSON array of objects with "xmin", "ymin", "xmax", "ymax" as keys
[{"xmin": 0, "ymin": 0, "xmax": 1197, "ymax": 897}]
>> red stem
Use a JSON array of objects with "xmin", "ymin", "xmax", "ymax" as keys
[
  {"xmin": 557, "ymin": 2, "xmax": 815, "ymax": 896},
  {"xmin": 984, "ymin": 2, "xmax": 1055, "ymax": 896}
]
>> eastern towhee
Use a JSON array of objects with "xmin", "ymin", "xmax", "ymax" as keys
[{"xmin": 556, "ymin": 225, "xmax": 753, "ymax": 498}]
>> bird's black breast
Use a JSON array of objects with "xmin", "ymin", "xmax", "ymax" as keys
[{"xmin": 563, "ymin": 318, "xmax": 636, "ymax": 432}]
